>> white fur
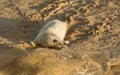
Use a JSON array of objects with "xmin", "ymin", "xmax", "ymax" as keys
[{"xmin": 32, "ymin": 19, "xmax": 67, "ymax": 48}]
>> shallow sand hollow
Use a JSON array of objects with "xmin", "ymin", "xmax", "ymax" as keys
[{"xmin": 0, "ymin": 0, "xmax": 120, "ymax": 75}]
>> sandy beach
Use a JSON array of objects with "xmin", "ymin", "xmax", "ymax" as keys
[{"xmin": 0, "ymin": 0, "xmax": 120, "ymax": 75}]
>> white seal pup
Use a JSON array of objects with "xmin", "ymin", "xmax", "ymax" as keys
[{"xmin": 30, "ymin": 19, "xmax": 69, "ymax": 48}]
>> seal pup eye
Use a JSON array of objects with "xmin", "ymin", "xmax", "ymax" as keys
[{"xmin": 53, "ymin": 39, "xmax": 57, "ymax": 42}]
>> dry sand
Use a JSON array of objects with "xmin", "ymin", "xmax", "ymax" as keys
[{"xmin": 0, "ymin": 0, "xmax": 120, "ymax": 75}]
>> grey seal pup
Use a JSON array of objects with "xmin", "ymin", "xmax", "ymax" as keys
[{"xmin": 30, "ymin": 19, "xmax": 69, "ymax": 48}]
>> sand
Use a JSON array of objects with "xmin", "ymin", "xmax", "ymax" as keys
[{"xmin": 0, "ymin": 0, "xmax": 120, "ymax": 75}]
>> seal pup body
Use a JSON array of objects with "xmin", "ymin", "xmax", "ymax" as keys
[{"xmin": 31, "ymin": 19, "xmax": 68, "ymax": 48}]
